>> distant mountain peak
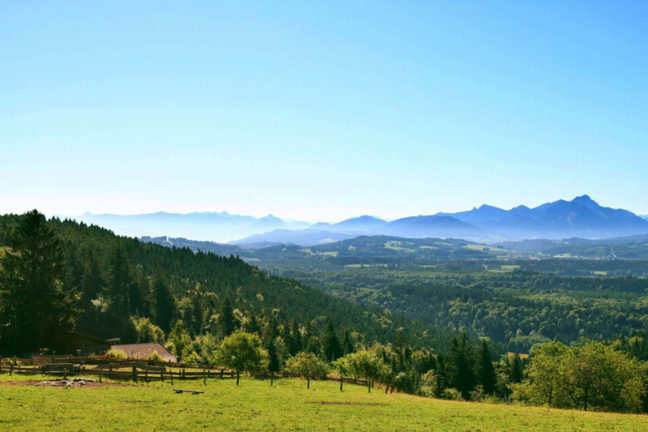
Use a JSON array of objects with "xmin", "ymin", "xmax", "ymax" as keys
[
  {"xmin": 573, "ymin": 194, "xmax": 593, "ymax": 201},
  {"xmin": 571, "ymin": 194, "xmax": 596, "ymax": 205}
]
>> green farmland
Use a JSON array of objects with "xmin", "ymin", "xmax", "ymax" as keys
[{"xmin": 1, "ymin": 375, "xmax": 646, "ymax": 432}]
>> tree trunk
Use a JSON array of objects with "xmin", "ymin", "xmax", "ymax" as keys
[
  {"xmin": 340, "ymin": 376, "xmax": 343, "ymax": 392},
  {"xmin": 236, "ymin": 370, "xmax": 240, "ymax": 386},
  {"xmin": 270, "ymin": 373, "xmax": 274, "ymax": 387},
  {"xmin": 367, "ymin": 380, "xmax": 371, "ymax": 393},
  {"xmin": 307, "ymin": 377, "xmax": 310, "ymax": 389}
]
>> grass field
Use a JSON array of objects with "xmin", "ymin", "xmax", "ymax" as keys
[{"xmin": 1, "ymin": 375, "xmax": 647, "ymax": 431}]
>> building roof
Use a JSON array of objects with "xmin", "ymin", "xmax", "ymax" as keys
[{"xmin": 110, "ymin": 343, "xmax": 177, "ymax": 363}]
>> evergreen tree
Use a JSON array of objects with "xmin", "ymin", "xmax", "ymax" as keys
[
  {"xmin": 246, "ymin": 312, "xmax": 261, "ymax": 335},
  {"xmin": 510, "ymin": 353, "xmax": 524, "ymax": 383},
  {"xmin": 289, "ymin": 321, "xmax": 302, "ymax": 355},
  {"xmin": 342, "ymin": 330, "xmax": 355, "ymax": 355},
  {"xmin": 267, "ymin": 337, "xmax": 280, "ymax": 385},
  {"xmin": 264, "ymin": 317, "xmax": 279, "ymax": 348},
  {"xmin": 477, "ymin": 340, "xmax": 497, "ymax": 394},
  {"xmin": 0, "ymin": 210, "xmax": 78, "ymax": 354},
  {"xmin": 108, "ymin": 242, "xmax": 131, "ymax": 317},
  {"xmin": 321, "ymin": 320, "xmax": 343, "ymax": 361},
  {"xmin": 447, "ymin": 331, "xmax": 477, "ymax": 399},
  {"xmin": 79, "ymin": 249, "xmax": 104, "ymax": 307},
  {"xmin": 434, "ymin": 354, "xmax": 448, "ymax": 395},
  {"xmin": 219, "ymin": 296, "xmax": 236, "ymax": 337},
  {"xmin": 152, "ymin": 273, "xmax": 174, "ymax": 334}
]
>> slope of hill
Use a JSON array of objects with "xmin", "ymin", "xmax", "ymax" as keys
[
  {"xmin": 141, "ymin": 236, "xmax": 246, "ymax": 256},
  {"xmin": 234, "ymin": 229, "xmax": 355, "ymax": 247},
  {"xmin": 0, "ymin": 213, "xmax": 449, "ymax": 350},
  {"xmin": 384, "ymin": 215, "xmax": 481, "ymax": 239},
  {"xmin": 2, "ymin": 377, "xmax": 646, "ymax": 431},
  {"xmin": 498, "ymin": 234, "xmax": 648, "ymax": 259},
  {"xmin": 144, "ymin": 235, "xmax": 503, "ymax": 270}
]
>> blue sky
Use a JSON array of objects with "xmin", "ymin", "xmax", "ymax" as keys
[{"xmin": 2, "ymin": 1, "xmax": 647, "ymax": 221}]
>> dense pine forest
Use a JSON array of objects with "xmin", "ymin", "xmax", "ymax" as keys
[{"xmin": 144, "ymin": 235, "xmax": 648, "ymax": 353}]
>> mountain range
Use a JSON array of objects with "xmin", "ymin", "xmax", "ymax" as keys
[
  {"xmin": 77, "ymin": 211, "xmax": 308, "ymax": 242},
  {"xmin": 76, "ymin": 195, "xmax": 648, "ymax": 246}
]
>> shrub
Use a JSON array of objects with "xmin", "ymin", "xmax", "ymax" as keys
[
  {"xmin": 470, "ymin": 384, "xmax": 485, "ymax": 402},
  {"xmin": 146, "ymin": 351, "xmax": 162, "ymax": 362},
  {"xmin": 105, "ymin": 349, "xmax": 127, "ymax": 360},
  {"xmin": 183, "ymin": 351, "xmax": 202, "ymax": 365},
  {"xmin": 443, "ymin": 388, "xmax": 463, "ymax": 401}
]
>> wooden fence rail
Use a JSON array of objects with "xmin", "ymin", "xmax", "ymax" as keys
[{"xmin": 0, "ymin": 364, "xmax": 370, "ymax": 387}]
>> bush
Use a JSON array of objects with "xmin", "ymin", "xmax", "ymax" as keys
[
  {"xmin": 470, "ymin": 384, "xmax": 485, "ymax": 402},
  {"xmin": 443, "ymin": 388, "xmax": 463, "ymax": 401},
  {"xmin": 105, "ymin": 349, "xmax": 127, "ymax": 360},
  {"xmin": 146, "ymin": 351, "xmax": 162, "ymax": 362},
  {"xmin": 420, "ymin": 370, "xmax": 440, "ymax": 398},
  {"xmin": 183, "ymin": 351, "xmax": 202, "ymax": 365}
]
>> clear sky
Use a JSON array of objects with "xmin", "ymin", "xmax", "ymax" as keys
[{"xmin": 2, "ymin": 1, "xmax": 647, "ymax": 221}]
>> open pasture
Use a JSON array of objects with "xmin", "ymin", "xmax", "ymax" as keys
[{"xmin": 1, "ymin": 375, "xmax": 646, "ymax": 431}]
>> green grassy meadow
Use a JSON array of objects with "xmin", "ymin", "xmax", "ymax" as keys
[{"xmin": 1, "ymin": 375, "xmax": 647, "ymax": 431}]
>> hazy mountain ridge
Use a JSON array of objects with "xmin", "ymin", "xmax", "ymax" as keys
[
  {"xmin": 78, "ymin": 211, "xmax": 309, "ymax": 242},
  {"xmin": 79, "ymin": 196, "xmax": 648, "ymax": 246},
  {"xmin": 439, "ymin": 195, "xmax": 648, "ymax": 239}
]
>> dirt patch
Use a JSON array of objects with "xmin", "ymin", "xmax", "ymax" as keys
[
  {"xmin": 306, "ymin": 401, "xmax": 382, "ymax": 406},
  {"xmin": 0, "ymin": 379, "xmax": 126, "ymax": 388}
]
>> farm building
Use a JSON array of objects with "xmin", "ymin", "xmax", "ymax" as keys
[{"xmin": 109, "ymin": 343, "xmax": 177, "ymax": 362}]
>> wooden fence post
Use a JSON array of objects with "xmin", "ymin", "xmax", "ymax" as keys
[
  {"xmin": 170, "ymin": 370, "xmax": 174, "ymax": 386},
  {"xmin": 99, "ymin": 368, "xmax": 102, "ymax": 383},
  {"xmin": 203, "ymin": 369, "xmax": 206, "ymax": 385},
  {"xmin": 160, "ymin": 369, "xmax": 164, "ymax": 382},
  {"xmin": 220, "ymin": 368, "xmax": 224, "ymax": 379},
  {"xmin": 132, "ymin": 366, "xmax": 137, "ymax": 383},
  {"xmin": 182, "ymin": 368, "xmax": 186, "ymax": 380},
  {"xmin": 9, "ymin": 363, "xmax": 13, "ymax": 376}
]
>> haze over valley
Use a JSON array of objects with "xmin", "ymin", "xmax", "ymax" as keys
[{"xmin": 79, "ymin": 194, "xmax": 648, "ymax": 246}]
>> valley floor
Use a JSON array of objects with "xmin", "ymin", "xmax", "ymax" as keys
[{"xmin": 0, "ymin": 375, "xmax": 646, "ymax": 431}]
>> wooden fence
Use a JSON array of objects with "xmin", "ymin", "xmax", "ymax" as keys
[{"xmin": 0, "ymin": 359, "xmax": 370, "ymax": 387}]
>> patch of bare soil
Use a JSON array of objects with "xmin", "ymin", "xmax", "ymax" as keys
[
  {"xmin": 0, "ymin": 378, "xmax": 126, "ymax": 388},
  {"xmin": 306, "ymin": 401, "xmax": 382, "ymax": 406}
]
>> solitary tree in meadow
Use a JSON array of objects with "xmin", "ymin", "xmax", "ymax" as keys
[
  {"xmin": 215, "ymin": 331, "xmax": 267, "ymax": 385},
  {"xmin": 342, "ymin": 349, "xmax": 391, "ymax": 393},
  {"xmin": 332, "ymin": 356, "xmax": 351, "ymax": 392},
  {"xmin": 285, "ymin": 352, "xmax": 328, "ymax": 389}
]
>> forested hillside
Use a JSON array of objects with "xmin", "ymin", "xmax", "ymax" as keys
[
  {"xmin": 141, "ymin": 234, "xmax": 648, "ymax": 353},
  {"xmin": 0, "ymin": 211, "xmax": 453, "ymax": 356},
  {"xmin": 282, "ymin": 268, "xmax": 648, "ymax": 353}
]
